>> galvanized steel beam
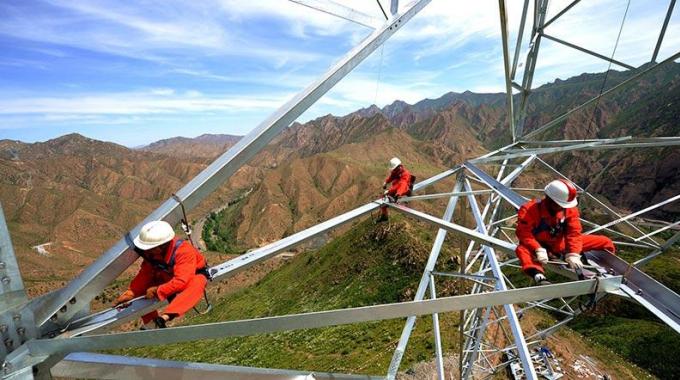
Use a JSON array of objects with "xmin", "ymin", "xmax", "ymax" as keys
[
  {"xmin": 464, "ymin": 180, "xmax": 537, "ymax": 379},
  {"xmin": 651, "ymin": 0, "xmax": 676, "ymax": 63},
  {"xmin": 542, "ymin": 0, "xmax": 581, "ymax": 29},
  {"xmin": 498, "ymin": 0, "xmax": 516, "ymax": 141},
  {"xmin": 289, "ymin": 0, "xmax": 382, "ymax": 29},
  {"xmin": 540, "ymin": 33, "xmax": 634, "ymax": 70},
  {"xmin": 19, "ymin": 277, "xmax": 621, "ymax": 359},
  {"xmin": 52, "ymin": 352, "xmax": 380, "ymax": 380}
]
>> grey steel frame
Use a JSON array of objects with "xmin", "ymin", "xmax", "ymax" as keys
[{"xmin": 1, "ymin": 1, "xmax": 680, "ymax": 379}]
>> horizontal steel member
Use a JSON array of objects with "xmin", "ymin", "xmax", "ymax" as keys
[
  {"xmin": 387, "ymin": 204, "xmax": 517, "ymax": 254},
  {"xmin": 25, "ymin": 277, "xmax": 622, "ymax": 357},
  {"xmin": 398, "ymin": 189, "xmax": 492, "ymax": 202},
  {"xmin": 471, "ymin": 137, "xmax": 633, "ymax": 163},
  {"xmin": 53, "ymin": 352, "xmax": 380, "ymax": 380},
  {"xmin": 587, "ymin": 193, "xmax": 680, "ymax": 234},
  {"xmin": 289, "ymin": 0, "xmax": 382, "ymax": 29}
]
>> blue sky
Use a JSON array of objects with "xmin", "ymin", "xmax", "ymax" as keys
[{"xmin": 0, "ymin": 0, "xmax": 678, "ymax": 147}]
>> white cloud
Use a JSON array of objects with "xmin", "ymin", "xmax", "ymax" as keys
[{"xmin": 0, "ymin": 90, "xmax": 293, "ymax": 117}]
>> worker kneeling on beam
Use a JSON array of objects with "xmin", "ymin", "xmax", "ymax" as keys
[
  {"xmin": 377, "ymin": 157, "xmax": 415, "ymax": 223},
  {"xmin": 515, "ymin": 180, "xmax": 615, "ymax": 286},
  {"xmin": 114, "ymin": 221, "xmax": 209, "ymax": 328}
]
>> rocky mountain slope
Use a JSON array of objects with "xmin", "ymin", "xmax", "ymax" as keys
[
  {"xmin": 2, "ymin": 63, "xmax": 679, "ymax": 289},
  {"xmin": 140, "ymin": 133, "xmax": 241, "ymax": 160}
]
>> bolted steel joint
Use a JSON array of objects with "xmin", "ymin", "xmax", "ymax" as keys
[
  {"xmin": 1, "ymin": 277, "xmax": 10, "ymax": 285},
  {"xmin": 0, "ymin": 261, "xmax": 5, "ymax": 270}
]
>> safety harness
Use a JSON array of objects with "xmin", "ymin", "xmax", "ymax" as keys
[{"xmin": 531, "ymin": 200, "xmax": 567, "ymax": 238}]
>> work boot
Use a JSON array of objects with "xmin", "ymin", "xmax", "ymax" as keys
[
  {"xmin": 533, "ymin": 273, "xmax": 551, "ymax": 286},
  {"xmin": 153, "ymin": 316, "xmax": 168, "ymax": 329},
  {"xmin": 375, "ymin": 214, "xmax": 389, "ymax": 223}
]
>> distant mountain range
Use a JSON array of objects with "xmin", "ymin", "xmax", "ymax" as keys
[{"xmin": 1, "ymin": 63, "xmax": 679, "ymax": 292}]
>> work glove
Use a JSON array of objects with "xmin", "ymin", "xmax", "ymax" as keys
[
  {"xmin": 565, "ymin": 253, "xmax": 583, "ymax": 270},
  {"xmin": 535, "ymin": 248, "xmax": 548, "ymax": 264},
  {"xmin": 382, "ymin": 182, "xmax": 388, "ymax": 190},
  {"xmin": 145, "ymin": 286, "xmax": 159, "ymax": 299},
  {"xmin": 113, "ymin": 289, "xmax": 134, "ymax": 306}
]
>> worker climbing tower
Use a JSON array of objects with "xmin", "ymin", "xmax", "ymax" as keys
[{"xmin": 1, "ymin": 1, "xmax": 679, "ymax": 379}]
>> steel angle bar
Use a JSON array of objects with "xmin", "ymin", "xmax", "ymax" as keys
[
  {"xmin": 0, "ymin": 203, "xmax": 27, "ymax": 309},
  {"xmin": 540, "ymin": 33, "xmax": 634, "ymax": 70},
  {"xmin": 634, "ymin": 220, "xmax": 680, "ymax": 241},
  {"xmin": 431, "ymin": 271, "xmax": 497, "ymax": 283},
  {"xmin": 398, "ymin": 189, "xmax": 492, "ymax": 202},
  {"xmin": 31, "ymin": 0, "xmax": 434, "ymax": 330},
  {"xmin": 587, "ymin": 194, "xmax": 680, "ymax": 234},
  {"xmin": 611, "ymin": 241, "xmax": 656, "ymax": 249},
  {"xmin": 387, "ymin": 204, "xmax": 516, "ymax": 254},
  {"xmin": 525, "ymin": 50, "xmax": 680, "ymax": 139},
  {"xmin": 488, "ymin": 214, "xmax": 517, "ymax": 227},
  {"xmin": 58, "ymin": 298, "xmax": 166, "ymax": 338},
  {"xmin": 519, "ymin": 138, "xmax": 615, "ymax": 145},
  {"xmin": 543, "ymin": 0, "xmax": 581, "ymax": 29},
  {"xmin": 429, "ymin": 275, "xmax": 445, "ymax": 380},
  {"xmin": 589, "ymin": 251, "xmax": 680, "ymax": 333},
  {"xmin": 634, "ymin": 230, "xmax": 680, "ymax": 267},
  {"xmin": 510, "ymin": 0, "xmax": 530, "ymax": 80},
  {"xmin": 498, "ymin": 0, "xmax": 516, "ymax": 141},
  {"xmin": 514, "ymin": 0, "xmax": 549, "ymax": 138},
  {"xmin": 471, "ymin": 137, "xmax": 631, "ymax": 163},
  {"xmin": 391, "ymin": 0, "xmax": 399, "ymax": 16},
  {"xmin": 53, "ymin": 352, "xmax": 380, "ymax": 380},
  {"xmin": 463, "ymin": 161, "xmax": 530, "ymax": 208},
  {"xmin": 22, "ymin": 278, "xmax": 621, "ymax": 358},
  {"xmin": 211, "ymin": 202, "xmax": 380, "ymax": 280},
  {"xmin": 289, "ymin": 0, "xmax": 382, "ymax": 29},
  {"xmin": 594, "ymin": 140, "xmax": 680, "ymax": 149},
  {"xmin": 386, "ymin": 175, "xmax": 464, "ymax": 379},
  {"xmin": 464, "ymin": 181, "xmax": 537, "ymax": 379},
  {"xmin": 652, "ymin": 0, "xmax": 676, "ymax": 63}
]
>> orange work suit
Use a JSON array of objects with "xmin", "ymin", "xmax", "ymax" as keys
[
  {"xmin": 128, "ymin": 238, "xmax": 208, "ymax": 323},
  {"xmin": 381, "ymin": 165, "xmax": 414, "ymax": 217},
  {"xmin": 515, "ymin": 199, "xmax": 615, "ymax": 274}
]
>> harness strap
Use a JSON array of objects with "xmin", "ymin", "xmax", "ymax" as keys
[{"xmin": 135, "ymin": 239, "xmax": 184, "ymax": 275}]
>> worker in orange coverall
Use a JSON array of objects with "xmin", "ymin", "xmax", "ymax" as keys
[
  {"xmin": 114, "ymin": 221, "xmax": 208, "ymax": 328},
  {"xmin": 377, "ymin": 157, "xmax": 414, "ymax": 223},
  {"xmin": 515, "ymin": 179, "xmax": 615, "ymax": 285}
]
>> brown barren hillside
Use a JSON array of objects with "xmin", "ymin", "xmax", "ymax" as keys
[{"xmin": 3, "ymin": 64, "xmax": 680, "ymax": 294}]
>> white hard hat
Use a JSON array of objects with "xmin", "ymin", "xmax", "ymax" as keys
[
  {"xmin": 389, "ymin": 157, "xmax": 402, "ymax": 170},
  {"xmin": 133, "ymin": 221, "xmax": 175, "ymax": 250},
  {"xmin": 544, "ymin": 179, "xmax": 578, "ymax": 208}
]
